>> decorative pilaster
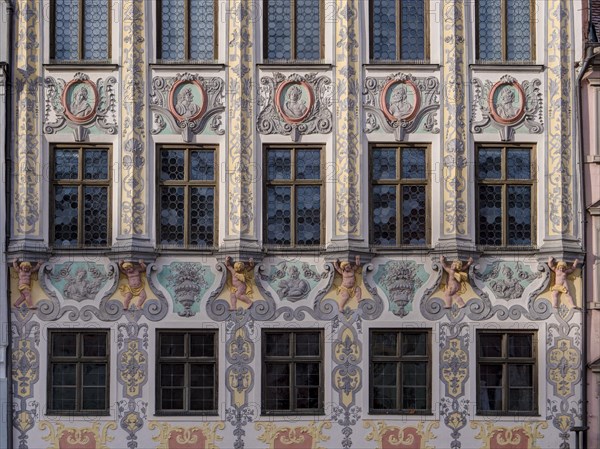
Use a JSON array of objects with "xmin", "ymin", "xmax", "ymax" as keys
[
  {"xmin": 440, "ymin": 0, "xmax": 469, "ymax": 243},
  {"xmin": 334, "ymin": 0, "xmax": 361, "ymax": 241},
  {"xmin": 226, "ymin": 0, "xmax": 256, "ymax": 245},
  {"xmin": 12, "ymin": 0, "xmax": 41, "ymax": 241},
  {"xmin": 119, "ymin": 0, "xmax": 148, "ymax": 242}
]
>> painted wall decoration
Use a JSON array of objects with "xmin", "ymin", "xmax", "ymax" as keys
[
  {"xmin": 258, "ymin": 261, "xmax": 325, "ymax": 302},
  {"xmin": 44, "ymin": 72, "xmax": 118, "ymax": 141},
  {"xmin": 471, "ymin": 75, "xmax": 543, "ymax": 141},
  {"xmin": 255, "ymin": 422, "xmax": 331, "ymax": 449},
  {"xmin": 149, "ymin": 422, "xmax": 224, "ymax": 449},
  {"xmin": 473, "ymin": 261, "xmax": 541, "ymax": 301},
  {"xmin": 12, "ymin": 260, "xmax": 41, "ymax": 309},
  {"xmin": 372, "ymin": 260, "xmax": 429, "ymax": 316},
  {"xmin": 150, "ymin": 72, "xmax": 225, "ymax": 142},
  {"xmin": 548, "ymin": 258, "xmax": 579, "ymax": 309},
  {"xmin": 438, "ymin": 256, "xmax": 474, "ymax": 309},
  {"xmin": 470, "ymin": 422, "xmax": 547, "ymax": 449},
  {"xmin": 156, "ymin": 262, "xmax": 216, "ymax": 316},
  {"xmin": 363, "ymin": 72, "xmax": 440, "ymax": 141},
  {"xmin": 364, "ymin": 421, "xmax": 439, "ymax": 449},
  {"xmin": 39, "ymin": 422, "xmax": 117, "ymax": 449},
  {"xmin": 258, "ymin": 72, "xmax": 332, "ymax": 142},
  {"xmin": 39, "ymin": 261, "xmax": 117, "ymax": 303}
]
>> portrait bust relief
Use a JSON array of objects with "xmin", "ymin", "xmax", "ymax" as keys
[
  {"xmin": 275, "ymin": 81, "xmax": 314, "ymax": 124},
  {"xmin": 62, "ymin": 79, "xmax": 99, "ymax": 123},
  {"xmin": 489, "ymin": 81, "xmax": 525, "ymax": 125},
  {"xmin": 380, "ymin": 79, "xmax": 420, "ymax": 122},
  {"xmin": 168, "ymin": 80, "xmax": 207, "ymax": 122}
]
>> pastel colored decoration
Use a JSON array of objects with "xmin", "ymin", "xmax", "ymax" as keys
[
  {"xmin": 169, "ymin": 80, "xmax": 207, "ymax": 122},
  {"xmin": 381, "ymin": 80, "xmax": 420, "ymax": 122},
  {"xmin": 63, "ymin": 80, "xmax": 99, "ymax": 123}
]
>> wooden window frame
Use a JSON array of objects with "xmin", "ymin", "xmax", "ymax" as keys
[
  {"xmin": 368, "ymin": 0, "xmax": 430, "ymax": 62},
  {"xmin": 261, "ymin": 329, "xmax": 324, "ymax": 416},
  {"xmin": 155, "ymin": 330, "xmax": 219, "ymax": 416},
  {"xmin": 156, "ymin": 0, "xmax": 219, "ymax": 62},
  {"xmin": 475, "ymin": 0, "xmax": 536, "ymax": 63},
  {"xmin": 263, "ymin": 145, "xmax": 325, "ymax": 248},
  {"xmin": 369, "ymin": 144, "xmax": 430, "ymax": 247},
  {"xmin": 263, "ymin": 0, "xmax": 325, "ymax": 62},
  {"xmin": 50, "ymin": 0, "xmax": 112, "ymax": 61},
  {"xmin": 50, "ymin": 144, "xmax": 112, "ymax": 248},
  {"xmin": 476, "ymin": 144, "xmax": 536, "ymax": 247},
  {"xmin": 47, "ymin": 329, "xmax": 110, "ymax": 416},
  {"xmin": 157, "ymin": 145, "xmax": 219, "ymax": 248},
  {"xmin": 369, "ymin": 329, "xmax": 432, "ymax": 415},
  {"xmin": 476, "ymin": 330, "xmax": 538, "ymax": 416}
]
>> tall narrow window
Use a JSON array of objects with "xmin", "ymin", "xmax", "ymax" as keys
[
  {"xmin": 158, "ymin": 0, "xmax": 218, "ymax": 61},
  {"xmin": 370, "ymin": 0, "xmax": 427, "ymax": 61},
  {"xmin": 51, "ymin": 146, "xmax": 111, "ymax": 247},
  {"xmin": 477, "ymin": 146, "xmax": 535, "ymax": 246},
  {"xmin": 477, "ymin": 331, "xmax": 537, "ymax": 415},
  {"xmin": 52, "ymin": 0, "xmax": 111, "ymax": 61},
  {"xmin": 264, "ymin": 0, "xmax": 323, "ymax": 61},
  {"xmin": 265, "ymin": 146, "xmax": 323, "ymax": 247},
  {"xmin": 477, "ymin": 0, "xmax": 535, "ymax": 62},
  {"xmin": 371, "ymin": 145, "xmax": 428, "ymax": 246},
  {"xmin": 370, "ymin": 330, "xmax": 431, "ymax": 414},
  {"xmin": 157, "ymin": 331, "xmax": 218, "ymax": 414},
  {"xmin": 262, "ymin": 330, "xmax": 323, "ymax": 415},
  {"xmin": 159, "ymin": 146, "xmax": 217, "ymax": 247},
  {"xmin": 48, "ymin": 330, "xmax": 110, "ymax": 415}
]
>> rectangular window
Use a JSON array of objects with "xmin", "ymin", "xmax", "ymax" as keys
[
  {"xmin": 476, "ymin": 0, "xmax": 535, "ymax": 63},
  {"xmin": 158, "ymin": 0, "xmax": 218, "ymax": 61},
  {"xmin": 51, "ymin": 0, "xmax": 111, "ymax": 61},
  {"xmin": 51, "ymin": 145, "xmax": 111, "ymax": 247},
  {"xmin": 265, "ymin": 146, "xmax": 323, "ymax": 247},
  {"xmin": 369, "ymin": 330, "xmax": 431, "ymax": 414},
  {"xmin": 264, "ymin": 0, "xmax": 323, "ymax": 61},
  {"xmin": 370, "ymin": 0, "xmax": 428, "ymax": 61},
  {"xmin": 370, "ymin": 145, "xmax": 428, "ymax": 246},
  {"xmin": 476, "ymin": 146, "xmax": 534, "ymax": 246},
  {"xmin": 157, "ymin": 331, "xmax": 218, "ymax": 415},
  {"xmin": 477, "ymin": 331, "xmax": 537, "ymax": 415},
  {"xmin": 48, "ymin": 330, "xmax": 109, "ymax": 415},
  {"xmin": 158, "ymin": 146, "xmax": 217, "ymax": 247},
  {"xmin": 262, "ymin": 329, "xmax": 323, "ymax": 415}
]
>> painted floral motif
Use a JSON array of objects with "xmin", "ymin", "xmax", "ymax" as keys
[
  {"xmin": 364, "ymin": 421, "xmax": 439, "ymax": 449},
  {"xmin": 471, "ymin": 422, "xmax": 547, "ymax": 449},
  {"xmin": 149, "ymin": 422, "xmax": 224, "ymax": 449},
  {"xmin": 39, "ymin": 422, "xmax": 117, "ymax": 449},
  {"xmin": 548, "ymin": 338, "xmax": 581, "ymax": 398},
  {"xmin": 256, "ymin": 422, "xmax": 331, "ymax": 449}
]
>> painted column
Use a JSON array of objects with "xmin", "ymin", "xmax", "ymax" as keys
[
  {"xmin": 440, "ymin": 0, "xmax": 469, "ymax": 246},
  {"xmin": 333, "ymin": 0, "xmax": 361, "ymax": 245},
  {"xmin": 119, "ymin": 0, "xmax": 149, "ymax": 245},
  {"xmin": 225, "ymin": 0, "xmax": 257, "ymax": 248}
]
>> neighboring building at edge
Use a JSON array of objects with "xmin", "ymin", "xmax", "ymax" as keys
[{"xmin": 4, "ymin": 1, "xmax": 589, "ymax": 449}]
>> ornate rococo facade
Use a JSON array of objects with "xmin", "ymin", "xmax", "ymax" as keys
[{"xmin": 4, "ymin": 1, "xmax": 591, "ymax": 449}]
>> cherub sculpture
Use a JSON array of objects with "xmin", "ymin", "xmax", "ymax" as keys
[
  {"xmin": 225, "ymin": 256, "xmax": 255, "ymax": 311},
  {"xmin": 13, "ymin": 260, "xmax": 42, "ymax": 309},
  {"xmin": 119, "ymin": 260, "xmax": 147, "ymax": 310},
  {"xmin": 333, "ymin": 256, "xmax": 363, "ymax": 310},
  {"xmin": 548, "ymin": 257, "xmax": 579, "ymax": 309},
  {"xmin": 439, "ymin": 256, "xmax": 474, "ymax": 308}
]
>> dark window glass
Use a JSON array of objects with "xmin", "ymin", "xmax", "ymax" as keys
[
  {"xmin": 157, "ymin": 331, "xmax": 218, "ymax": 414},
  {"xmin": 371, "ymin": 146, "xmax": 428, "ymax": 246},
  {"xmin": 477, "ymin": 146, "xmax": 534, "ymax": 246},
  {"xmin": 477, "ymin": 331, "xmax": 537, "ymax": 415},
  {"xmin": 265, "ymin": 0, "xmax": 322, "ymax": 61},
  {"xmin": 262, "ymin": 330, "xmax": 323, "ymax": 414},
  {"xmin": 53, "ymin": 0, "xmax": 110, "ymax": 61},
  {"xmin": 370, "ymin": 330, "xmax": 431, "ymax": 414},
  {"xmin": 48, "ymin": 331, "xmax": 109, "ymax": 414},
  {"xmin": 371, "ymin": 0, "xmax": 427, "ymax": 61},
  {"xmin": 265, "ymin": 147, "xmax": 322, "ymax": 247},
  {"xmin": 52, "ymin": 147, "xmax": 110, "ymax": 247},
  {"xmin": 477, "ymin": 0, "xmax": 534, "ymax": 62},
  {"xmin": 158, "ymin": 147, "xmax": 217, "ymax": 247}
]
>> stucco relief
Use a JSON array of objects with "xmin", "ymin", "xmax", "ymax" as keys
[
  {"xmin": 258, "ymin": 261, "xmax": 326, "ymax": 302},
  {"xmin": 473, "ymin": 261, "xmax": 542, "ymax": 301},
  {"xmin": 44, "ymin": 72, "xmax": 118, "ymax": 141},
  {"xmin": 12, "ymin": 260, "xmax": 41, "ymax": 309},
  {"xmin": 363, "ymin": 72, "xmax": 440, "ymax": 141},
  {"xmin": 364, "ymin": 421, "xmax": 439, "ymax": 449},
  {"xmin": 470, "ymin": 422, "xmax": 547, "ymax": 449},
  {"xmin": 39, "ymin": 422, "xmax": 117, "ymax": 449},
  {"xmin": 257, "ymin": 72, "xmax": 332, "ymax": 141},
  {"xmin": 155, "ymin": 262, "xmax": 216, "ymax": 316},
  {"xmin": 149, "ymin": 422, "xmax": 225, "ymax": 449},
  {"xmin": 256, "ymin": 422, "xmax": 331, "ymax": 449},
  {"xmin": 371, "ymin": 260, "xmax": 429, "ymax": 317},
  {"xmin": 151, "ymin": 72, "xmax": 225, "ymax": 142},
  {"xmin": 471, "ymin": 75, "xmax": 543, "ymax": 141}
]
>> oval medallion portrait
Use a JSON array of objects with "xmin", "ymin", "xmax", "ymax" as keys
[
  {"xmin": 62, "ymin": 79, "xmax": 99, "ymax": 124},
  {"xmin": 275, "ymin": 81, "xmax": 314, "ymax": 124},
  {"xmin": 168, "ymin": 80, "xmax": 207, "ymax": 122},
  {"xmin": 380, "ymin": 79, "xmax": 420, "ymax": 122},
  {"xmin": 489, "ymin": 81, "xmax": 525, "ymax": 125}
]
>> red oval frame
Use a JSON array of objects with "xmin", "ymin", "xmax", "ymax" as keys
[
  {"xmin": 488, "ymin": 81, "xmax": 526, "ymax": 125},
  {"xmin": 275, "ymin": 81, "xmax": 314, "ymax": 124},
  {"xmin": 380, "ymin": 79, "xmax": 420, "ymax": 122},
  {"xmin": 62, "ymin": 79, "xmax": 99, "ymax": 124},
  {"xmin": 168, "ymin": 80, "xmax": 208, "ymax": 122}
]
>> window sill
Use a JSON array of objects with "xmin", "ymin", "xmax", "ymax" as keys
[
  {"xmin": 151, "ymin": 61, "xmax": 225, "ymax": 70},
  {"xmin": 154, "ymin": 411, "xmax": 219, "ymax": 417},
  {"xmin": 470, "ymin": 63, "xmax": 545, "ymax": 72},
  {"xmin": 258, "ymin": 61, "xmax": 333, "ymax": 70},
  {"xmin": 365, "ymin": 62, "xmax": 438, "ymax": 71},
  {"xmin": 261, "ymin": 410, "xmax": 325, "ymax": 417},
  {"xmin": 368, "ymin": 410, "xmax": 433, "ymax": 417},
  {"xmin": 263, "ymin": 245, "xmax": 325, "ymax": 255},
  {"xmin": 156, "ymin": 245, "xmax": 218, "ymax": 255},
  {"xmin": 45, "ymin": 62, "xmax": 118, "ymax": 71},
  {"xmin": 45, "ymin": 411, "xmax": 111, "ymax": 417},
  {"xmin": 476, "ymin": 246, "xmax": 538, "ymax": 255},
  {"xmin": 475, "ymin": 412, "xmax": 540, "ymax": 418}
]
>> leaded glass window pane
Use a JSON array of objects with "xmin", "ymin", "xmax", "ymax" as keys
[
  {"xmin": 160, "ymin": 186, "xmax": 185, "ymax": 244},
  {"xmin": 478, "ymin": 185, "xmax": 502, "ymax": 246},
  {"xmin": 477, "ymin": 0, "xmax": 502, "ymax": 61},
  {"xmin": 83, "ymin": 0, "xmax": 109, "ymax": 60},
  {"xmin": 295, "ymin": 0, "xmax": 321, "ymax": 60},
  {"xmin": 189, "ymin": 187, "xmax": 215, "ymax": 246},
  {"xmin": 401, "ymin": 0, "xmax": 425, "ymax": 60},
  {"xmin": 373, "ymin": 185, "xmax": 397, "ymax": 246},
  {"xmin": 161, "ymin": 0, "xmax": 186, "ymax": 60},
  {"xmin": 372, "ymin": 0, "xmax": 397, "ymax": 60},
  {"xmin": 507, "ymin": 185, "xmax": 532, "ymax": 245},
  {"xmin": 506, "ymin": 0, "xmax": 531, "ymax": 61},
  {"xmin": 267, "ymin": 186, "xmax": 292, "ymax": 245},
  {"xmin": 54, "ymin": 186, "xmax": 79, "ymax": 246},
  {"xmin": 55, "ymin": 0, "xmax": 80, "ymax": 61},
  {"xmin": 190, "ymin": 0, "xmax": 216, "ymax": 60},
  {"xmin": 296, "ymin": 186, "xmax": 320, "ymax": 245},
  {"xmin": 83, "ymin": 186, "xmax": 108, "ymax": 245},
  {"xmin": 267, "ymin": 0, "xmax": 292, "ymax": 60}
]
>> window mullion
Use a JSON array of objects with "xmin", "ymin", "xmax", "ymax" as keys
[
  {"xmin": 185, "ymin": 0, "xmax": 190, "ymax": 60},
  {"xmin": 79, "ymin": 0, "xmax": 85, "ymax": 60},
  {"xmin": 502, "ymin": 0, "xmax": 508, "ymax": 61},
  {"xmin": 396, "ymin": 2, "xmax": 401, "ymax": 60},
  {"xmin": 291, "ymin": 0, "xmax": 296, "ymax": 60}
]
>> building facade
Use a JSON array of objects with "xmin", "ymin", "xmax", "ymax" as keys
[{"xmin": 6, "ymin": 1, "xmax": 588, "ymax": 449}]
